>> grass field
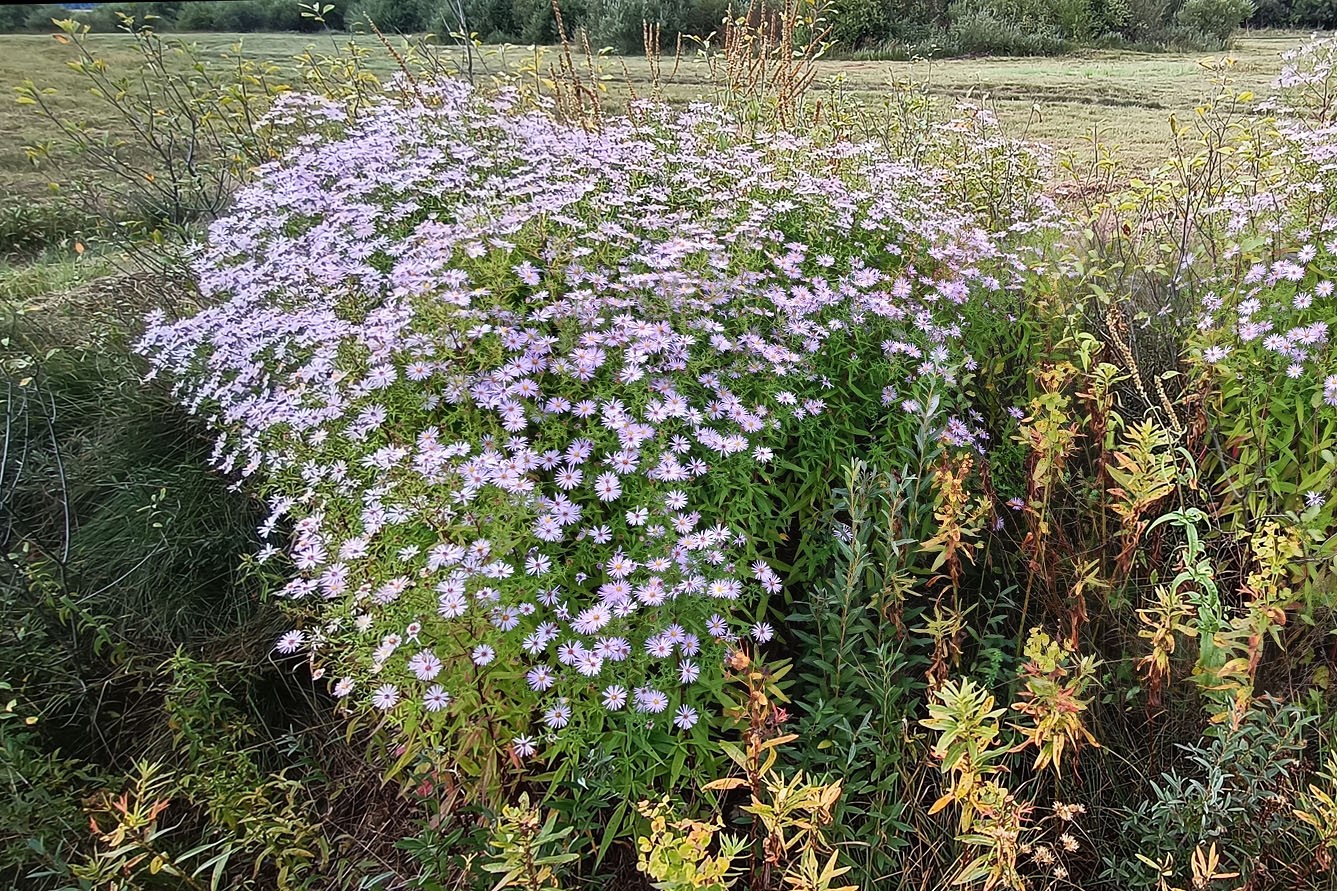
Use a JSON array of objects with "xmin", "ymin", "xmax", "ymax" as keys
[{"xmin": 0, "ymin": 29, "xmax": 1315, "ymax": 207}]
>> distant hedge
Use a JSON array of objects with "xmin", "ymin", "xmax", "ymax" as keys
[{"xmin": 0, "ymin": 0, "xmax": 1288, "ymax": 58}]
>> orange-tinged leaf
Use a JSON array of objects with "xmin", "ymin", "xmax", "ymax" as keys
[{"xmin": 928, "ymin": 792, "xmax": 955, "ymax": 815}]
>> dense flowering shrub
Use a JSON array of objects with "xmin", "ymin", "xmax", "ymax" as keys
[{"xmin": 137, "ymin": 79, "xmax": 1052, "ymax": 781}]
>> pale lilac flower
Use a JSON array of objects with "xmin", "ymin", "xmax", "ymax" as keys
[
  {"xmin": 492, "ymin": 607, "xmax": 521, "ymax": 631},
  {"xmin": 372, "ymin": 684, "xmax": 400, "ymax": 710},
  {"xmin": 408, "ymin": 650, "xmax": 443, "ymax": 681},
  {"xmin": 275, "ymin": 630, "xmax": 305, "ymax": 654},
  {"xmin": 593, "ymin": 472, "xmax": 622, "ymax": 501},
  {"xmin": 573, "ymin": 605, "xmax": 612, "ymax": 634},
  {"xmin": 575, "ymin": 651, "xmax": 604, "ymax": 676},
  {"xmin": 636, "ymin": 688, "xmax": 669, "ymax": 713},
  {"xmin": 602, "ymin": 685, "xmax": 628, "ymax": 710},
  {"xmin": 527, "ymin": 666, "xmax": 556, "ymax": 690},
  {"xmin": 543, "ymin": 701, "xmax": 572, "ymax": 728},
  {"xmin": 645, "ymin": 636, "xmax": 675, "ymax": 659},
  {"xmin": 438, "ymin": 591, "xmax": 468, "ymax": 619}
]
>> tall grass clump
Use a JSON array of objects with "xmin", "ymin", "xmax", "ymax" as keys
[{"xmin": 1, "ymin": 266, "xmax": 428, "ymax": 890}]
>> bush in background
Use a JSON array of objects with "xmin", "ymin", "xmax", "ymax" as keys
[{"xmin": 1177, "ymin": 0, "xmax": 1254, "ymax": 41}]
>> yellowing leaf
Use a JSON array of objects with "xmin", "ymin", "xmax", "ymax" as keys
[{"xmin": 928, "ymin": 792, "xmax": 955, "ymax": 815}]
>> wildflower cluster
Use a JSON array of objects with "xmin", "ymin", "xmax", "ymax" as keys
[
  {"xmin": 1185, "ymin": 55, "xmax": 1337, "ymax": 398},
  {"xmin": 1272, "ymin": 35, "xmax": 1337, "ymax": 119},
  {"xmin": 1191, "ymin": 113, "xmax": 1337, "ymax": 396},
  {"xmin": 138, "ymin": 80, "xmax": 1031, "ymax": 770},
  {"xmin": 1175, "ymin": 56, "xmax": 1337, "ymax": 523}
]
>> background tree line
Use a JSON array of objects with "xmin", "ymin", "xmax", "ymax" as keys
[{"xmin": 0, "ymin": 0, "xmax": 1303, "ymax": 71}]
